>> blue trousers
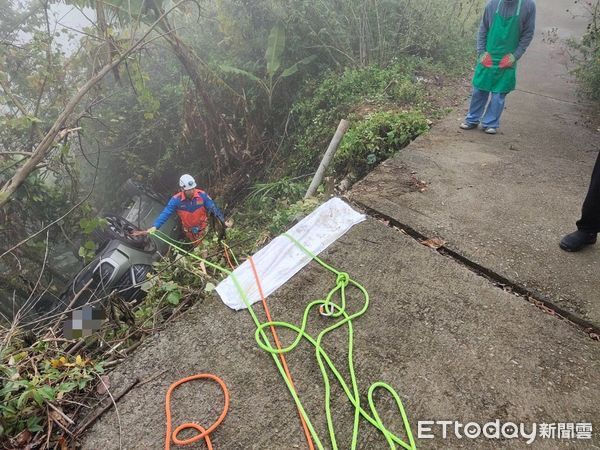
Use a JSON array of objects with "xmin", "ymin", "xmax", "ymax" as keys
[{"xmin": 465, "ymin": 87, "xmax": 507, "ymax": 129}]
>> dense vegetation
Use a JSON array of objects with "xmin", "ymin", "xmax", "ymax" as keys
[
  {"xmin": 569, "ymin": 0, "xmax": 600, "ymax": 104},
  {"xmin": 0, "ymin": 0, "xmax": 485, "ymax": 446}
]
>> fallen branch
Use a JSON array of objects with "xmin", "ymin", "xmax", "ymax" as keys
[
  {"xmin": 48, "ymin": 403, "xmax": 75, "ymax": 426},
  {"xmin": 72, "ymin": 377, "xmax": 139, "ymax": 439},
  {"xmin": 0, "ymin": 151, "xmax": 35, "ymax": 156}
]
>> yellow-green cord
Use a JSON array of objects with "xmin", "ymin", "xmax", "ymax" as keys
[{"xmin": 151, "ymin": 230, "xmax": 416, "ymax": 450}]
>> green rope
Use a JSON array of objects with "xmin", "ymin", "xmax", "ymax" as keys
[
  {"xmin": 152, "ymin": 230, "xmax": 324, "ymax": 449},
  {"xmin": 152, "ymin": 230, "xmax": 208, "ymax": 247},
  {"xmin": 151, "ymin": 230, "xmax": 416, "ymax": 450}
]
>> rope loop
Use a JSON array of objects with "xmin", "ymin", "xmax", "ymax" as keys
[{"xmin": 152, "ymin": 229, "xmax": 416, "ymax": 450}]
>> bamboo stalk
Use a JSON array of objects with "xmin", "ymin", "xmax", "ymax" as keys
[{"xmin": 304, "ymin": 119, "xmax": 350, "ymax": 198}]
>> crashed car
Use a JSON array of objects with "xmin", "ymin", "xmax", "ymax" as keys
[{"xmin": 58, "ymin": 179, "xmax": 181, "ymax": 309}]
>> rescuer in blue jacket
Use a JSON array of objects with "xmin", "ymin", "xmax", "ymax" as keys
[{"xmin": 134, "ymin": 174, "xmax": 225, "ymax": 245}]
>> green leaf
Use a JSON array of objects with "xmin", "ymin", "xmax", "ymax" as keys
[
  {"xmin": 38, "ymin": 386, "xmax": 55, "ymax": 401},
  {"xmin": 0, "ymin": 403, "xmax": 17, "ymax": 415},
  {"xmin": 25, "ymin": 115, "xmax": 42, "ymax": 124},
  {"xmin": 4, "ymin": 379, "xmax": 28, "ymax": 391},
  {"xmin": 166, "ymin": 290, "xmax": 181, "ymax": 305},
  {"xmin": 32, "ymin": 390, "xmax": 44, "ymax": 406},
  {"xmin": 17, "ymin": 390, "xmax": 30, "ymax": 409},
  {"xmin": 162, "ymin": 281, "xmax": 177, "ymax": 292},
  {"xmin": 58, "ymin": 382, "xmax": 77, "ymax": 394},
  {"xmin": 59, "ymin": 142, "xmax": 71, "ymax": 155},
  {"xmin": 84, "ymin": 240, "xmax": 96, "ymax": 250},
  {"xmin": 266, "ymin": 24, "xmax": 286, "ymax": 77},
  {"xmin": 281, "ymin": 55, "xmax": 317, "ymax": 78},
  {"xmin": 27, "ymin": 416, "xmax": 43, "ymax": 433},
  {"xmin": 219, "ymin": 65, "xmax": 261, "ymax": 83}
]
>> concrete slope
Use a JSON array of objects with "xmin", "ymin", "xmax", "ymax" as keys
[{"xmin": 81, "ymin": 219, "xmax": 600, "ymax": 449}]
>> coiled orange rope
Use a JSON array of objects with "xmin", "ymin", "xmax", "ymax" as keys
[{"xmin": 164, "ymin": 374, "xmax": 230, "ymax": 450}]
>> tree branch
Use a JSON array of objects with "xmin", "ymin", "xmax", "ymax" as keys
[
  {"xmin": 0, "ymin": 78, "xmax": 31, "ymax": 117},
  {"xmin": 0, "ymin": 151, "xmax": 34, "ymax": 156},
  {"xmin": 0, "ymin": 0, "xmax": 190, "ymax": 208}
]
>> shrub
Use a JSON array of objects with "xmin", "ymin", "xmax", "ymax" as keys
[
  {"xmin": 286, "ymin": 60, "xmax": 431, "ymax": 176},
  {"xmin": 569, "ymin": 1, "xmax": 600, "ymax": 103},
  {"xmin": 334, "ymin": 111, "xmax": 429, "ymax": 179},
  {"xmin": 0, "ymin": 342, "xmax": 103, "ymax": 439}
]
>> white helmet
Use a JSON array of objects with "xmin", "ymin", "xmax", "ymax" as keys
[{"xmin": 179, "ymin": 174, "xmax": 196, "ymax": 190}]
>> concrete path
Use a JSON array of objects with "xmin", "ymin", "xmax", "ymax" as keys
[
  {"xmin": 351, "ymin": 0, "xmax": 600, "ymax": 327},
  {"xmin": 80, "ymin": 0, "xmax": 600, "ymax": 448}
]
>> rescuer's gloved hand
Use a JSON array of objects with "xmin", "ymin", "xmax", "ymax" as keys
[
  {"xmin": 479, "ymin": 52, "xmax": 493, "ymax": 68},
  {"xmin": 147, "ymin": 226, "xmax": 157, "ymax": 234},
  {"xmin": 499, "ymin": 53, "xmax": 516, "ymax": 69}
]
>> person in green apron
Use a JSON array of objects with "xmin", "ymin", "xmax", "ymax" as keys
[{"xmin": 460, "ymin": 0, "xmax": 536, "ymax": 134}]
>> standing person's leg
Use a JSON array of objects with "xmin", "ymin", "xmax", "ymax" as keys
[
  {"xmin": 576, "ymin": 152, "xmax": 600, "ymax": 233},
  {"xmin": 481, "ymin": 92, "xmax": 507, "ymax": 131},
  {"xmin": 560, "ymin": 152, "xmax": 600, "ymax": 252},
  {"xmin": 461, "ymin": 87, "xmax": 490, "ymax": 129}
]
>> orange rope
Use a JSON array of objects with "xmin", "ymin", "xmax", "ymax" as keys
[
  {"xmin": 248, "ymin": 256, "xmax": 315, "ymax": 450},
  {"xmin": 166, "ymin": 247, "xmax": 313, "ymax": 449},
  {"xmin": 165, "ymin": 374, "xmax": 230, "ymax": 450},
  {"xmin": 223, "ymin": 244, "xmax": 235, "ymax": 271}
]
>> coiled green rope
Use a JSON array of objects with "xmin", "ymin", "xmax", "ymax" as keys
[{"xmin": 151, "ymin": 229, "xmax": 416, "ymax": 450}]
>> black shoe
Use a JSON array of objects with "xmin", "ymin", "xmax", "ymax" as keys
[{"xmin": 559, "ymin": 230, "xmax": 597, "ymax": 252}]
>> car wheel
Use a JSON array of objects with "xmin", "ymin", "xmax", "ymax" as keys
[
  {"xmin": 123, "ymin": 179, "xmax": 166, "ymax": 203},
  {"xmin": 114, "ymin": 264, "xmax": 153, "ymax": 302},
  {"xmin": 60, "ymin": 259, "xmax": 115, "ymax": 308},
  {"xmin": 92, "ymin": 214, "xmax": 148, "ymax": 250}
]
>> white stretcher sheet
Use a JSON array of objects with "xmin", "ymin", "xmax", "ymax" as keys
[{"xmin": 215, "ymin": 197, "xmax": 366, "ymax": 310}]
